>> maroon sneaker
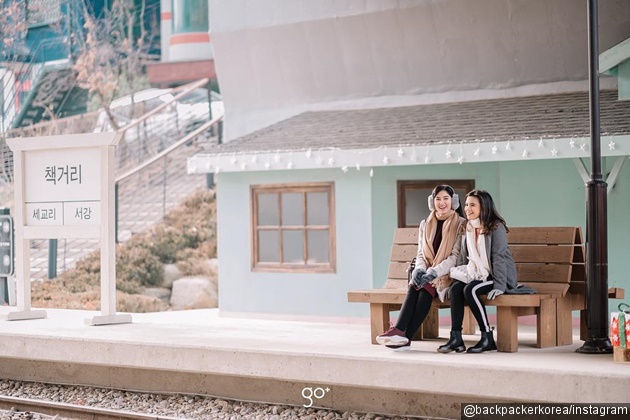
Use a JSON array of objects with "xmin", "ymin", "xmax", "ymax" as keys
[{"xmin": 376, "ymin": 325, "xmax": 409, "ymax": 346}]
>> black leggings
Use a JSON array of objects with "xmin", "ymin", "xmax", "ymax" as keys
[
  {"xmin": 395, "ymin": 286, "xmax": 433, "ymax": 340},
  {"xmin": 449, "ymin": 279, "xmax": 494, "ymax": 333}
]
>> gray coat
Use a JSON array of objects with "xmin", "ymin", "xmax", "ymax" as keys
[{"xmin": 456, "ymin": 223, "xmax": 520, "ymax": 293}]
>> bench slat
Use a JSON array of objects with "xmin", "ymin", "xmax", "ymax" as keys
[
  {"xmin": 383, "ymin": 278, "xmax": 408, "ymax": 289},
  {"xmin": 509, "ymin": 245, "xmax": 574, "ymax": 263},
  {"xmin": 515, "ymin": 263, "xmax": 571, "ymax": 283},
  {"xmin": 393, "ymin": 228, "xmax": 418, "ymax": 245},
  {"xmin": 388, "ymin": 262, "xmax": 409, "ymax": 279},
  {"xmin": 521, "ymin": 282, "xmax": 569, "ymax": 297},
  {"xmin": 390, "ymin": 244, "xmax": 417, "ymax": 262},
  {"xmin": 508, "ymin": 227, "xmax": 576, "ymax": 244}
]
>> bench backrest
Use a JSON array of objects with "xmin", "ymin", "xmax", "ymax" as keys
[{"xmin": 384, "ymin": 226, "xmax": 585, "ymax": 298}]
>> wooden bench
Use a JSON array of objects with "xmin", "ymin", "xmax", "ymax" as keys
[{"xmin": 348, "ymin": 226, "xmax": 624, "ymax": 352}]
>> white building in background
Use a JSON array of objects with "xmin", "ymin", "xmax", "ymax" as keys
[{"xmin": 187, "ymin": 0, "xmax": 630, "ymax": 320}]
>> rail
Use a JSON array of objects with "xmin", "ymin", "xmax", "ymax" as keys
[{"xmin": 0, "ymin": 395, "xmax": 181, "ymax": 420}]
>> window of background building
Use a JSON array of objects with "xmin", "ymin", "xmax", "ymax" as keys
[
  {"xmin": 397, "ymin": 180, "xmax": 475, "ymax": 228},
  {"xmin": 172, "ymin": 0, "xmax": 209, "ymax": 34},
  {"xmin": 251, "ymin": 183, "xmax": 336, "ymax": 273}
]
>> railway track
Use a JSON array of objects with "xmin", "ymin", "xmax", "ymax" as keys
[{"xmin": 0, "ymin": 395, "xmax": 181, "ymax": 420}]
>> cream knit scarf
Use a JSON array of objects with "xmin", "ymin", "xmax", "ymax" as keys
[{"xmin": 464, "ymin": 218, "xmax": 490, "ymax": 281}]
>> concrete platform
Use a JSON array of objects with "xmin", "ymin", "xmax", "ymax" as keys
[{"xmin": 0, "ymin": 307, "xmax": 628, "ymax": 419}]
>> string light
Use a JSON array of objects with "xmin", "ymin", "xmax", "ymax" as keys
[{"xmin": 190, "ymin": 135, "xmax": 624, "ymax": 174}]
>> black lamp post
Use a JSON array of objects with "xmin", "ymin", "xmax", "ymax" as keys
[{"xmin": 576, "ymin": 0, "xmax": 612, "ymax": 354}]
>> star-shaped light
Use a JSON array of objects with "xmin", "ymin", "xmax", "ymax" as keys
[
  {"xmin": 538, "ymin": 139, "xmax": 545, "ymax": 148},
  {"xmin": 457, "ymin": 156, "xmax": 464, "ymax": 164},
  {"xmin": 287, "ymin": 161, "xmax": 294, "ymax": 169},
  {"xmin": 473, "ymin": 148, "xmax": 480, "ymax": 157},
  {"xmin": 369, "ymin": 168, "xmax": 374, "ymax": 177},
  {"xmin": 355, "ymin": 163, "xmax": 361, "ymax": 171},
  {"xmin": 397, "ymin": 148, "xmax": 404, "ymax": 157},
  {"xmin": 505, "ymin": 141, "xmax": 512, "ymax": 151},
  {"xmin": 382, "ymin": 156, "xmax": 389, "ymax": 164},
  {"xmin": 551, "ymin": 149, "xmax": 559, "ymax": 157},
  {"xmin": 341, "ymin": 165, "xmax": 349, "ymax": 173},
  {"xmin": 273, "ymin": 154, "xmax": 281, "ymax": 163},
  {"xmin": 609, "ymin": 140, "xmax": 616, "ymax": 150},
  {"xmin": 264, "ymin": 162, "xmax": 271, "ymax": 169},
  {"xmin": 305, "ymin": 149, "xmax": 312, "ymax": 159},
  {"xmin": 327, "ymin": 157, "xmax": 335, "ymax": 166},
  {"xmin": 569, "ymin": 139, "xmax": 576, "ymax": 148},
  {"xmin": 424, "ymin": 155, "xmax": 430, "ymax": 164},
  {"xmin": 579, "ymin": 143, "xmax": 587, "ymax": 152},
  {"xmin": 251, "ymin": 155, "xmax": 258, "ymax": 164},
  {"xmin": 445, "ymin": 149, "xmax": 452, "ymax": 159},
  {"xmin": 491, "ymin": 145, "xmax": 498, "ymax": 155},
  {"xmin": 215, "ymin": 166, "xmax": 221, "ymax": 174},
  {"xmin": 522, "ymin": 150, "xmax": 529, "ymax": 158}
]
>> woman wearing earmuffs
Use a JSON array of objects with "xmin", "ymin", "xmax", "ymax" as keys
[{"xmin": 376, "ymin": 185, "xmax": 466, "ymax": 351}]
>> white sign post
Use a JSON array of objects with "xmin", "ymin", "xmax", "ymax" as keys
[{"xmin": 7, "ymin": 132, "xmax": 132, "ymax": 325}]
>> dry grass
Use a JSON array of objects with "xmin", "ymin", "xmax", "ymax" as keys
[{"xmin": 31, "ymin": 188, "xmax": 217, "ymax": 312}]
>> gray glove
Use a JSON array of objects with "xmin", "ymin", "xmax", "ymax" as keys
[
  {"xmin": 414, "ymin": 268, "xmax": 437, "ymax": 289},
  {"xmin": 487, "ymin": 289, "xmax": 504, "ymax": 300},
  {"xmin": 420, "ymin": 268, "xmax": 438, "ymax": 284},
  {"xmin": 411, "ymin": 267, "xmax": 426, "ymax": 285}
]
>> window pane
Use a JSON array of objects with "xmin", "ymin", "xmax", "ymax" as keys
[
  {"xmin": 172, "ymin": 0, "xmax": 209, "ymax": 34},
  {"xmin": 307, "ymin": 230, "xmax": 329, "ymax": 263},
  {"xmin": 282, "ymin": 230, "xmax": 304, "ymax": 263},
  {"xmin": 282, "ymin": 193, "xmax": 303, "ymax": 226},
  {"xmin": 258, "ymin": 230, "xmax": 279, "ymax": 262},
  {"xmin": 258, "ymin": 193, "xmax": 279, "ymax": 226},
  {"xmin": 306, "ymin": 192, "xmax": 329, "ymax": 225}
]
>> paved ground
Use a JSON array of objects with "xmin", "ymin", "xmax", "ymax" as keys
[{"xmin": 0, "ymin": 307, "xmax": 627, "ymax": 418}]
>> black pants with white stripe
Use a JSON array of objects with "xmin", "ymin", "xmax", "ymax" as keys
[{"xmin": 450, "ymin": 279, "xmax": 494, "ymax": 333}]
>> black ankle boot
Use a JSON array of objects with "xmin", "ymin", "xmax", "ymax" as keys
[
  {"xmin": 437, "ymin": 330, "xmax": 466, "ymax": 353},
  {"xmin": 467, "ymin": 330, "xmax": 497, "ymax": 353}
]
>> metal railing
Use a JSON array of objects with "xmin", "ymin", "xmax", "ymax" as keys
[{"xmin": 0, "ymin": 78, "xmax": 222, "ymax": 279}]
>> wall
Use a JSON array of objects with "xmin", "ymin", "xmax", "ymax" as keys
[
  {"xmin": 209, "ymin": 0, "xmax": 630, "ymax": 141},
  {"xmin": 216, "ymin": 168, "xmax": 373, "ymax": 318},
  {"xmin": 216, "ymin": 157, "xmax": 630, "ymax": 319}
]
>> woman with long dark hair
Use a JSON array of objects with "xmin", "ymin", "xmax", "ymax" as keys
[{"xmin": 438, "ymin": 189, "xmax": 531, "ymax": 354}]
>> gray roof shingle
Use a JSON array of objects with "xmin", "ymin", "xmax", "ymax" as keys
[{"xmin": 214, "ymin": 90, "xmax": 630, "ymax": 154}]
